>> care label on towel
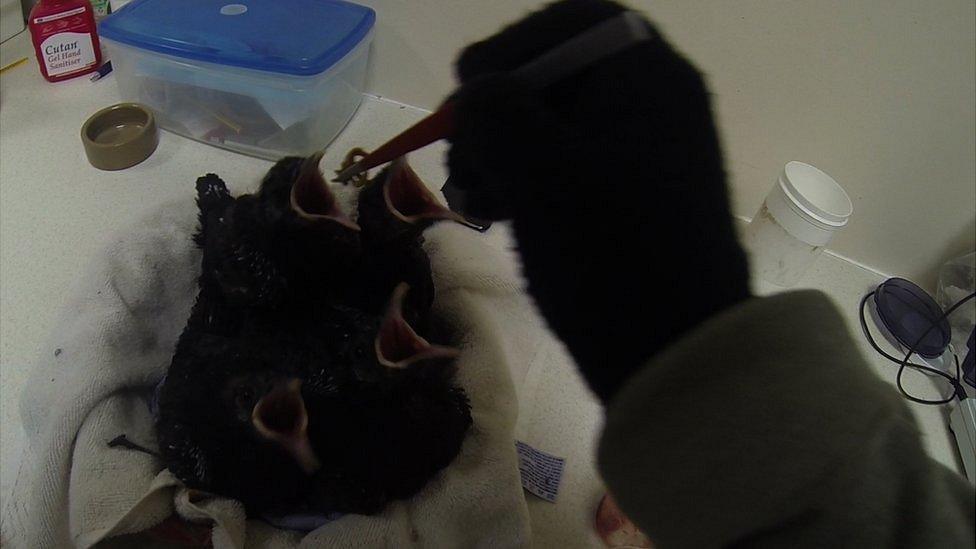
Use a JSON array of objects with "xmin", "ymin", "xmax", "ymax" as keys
[{"xmin": 515, "ymin": 440, "xmax": 565, "ymax": 503}]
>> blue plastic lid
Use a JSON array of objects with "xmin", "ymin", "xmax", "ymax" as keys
[{"xmin": 99, "ymin": 0, "xmax": 375, "ymax": 76}]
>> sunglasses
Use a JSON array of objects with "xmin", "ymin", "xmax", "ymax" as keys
[{"xmin": 860, "ymin": 277, "xmax": 975, "ymax": 405}]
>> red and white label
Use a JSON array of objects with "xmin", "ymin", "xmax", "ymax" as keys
[
  {"xmin": 40, "ymin": 32, "xmax": 96, "ymax": 77},
  {"xmin": 33, "ymin": 6, "xmax": 87, "ymax": 24}
]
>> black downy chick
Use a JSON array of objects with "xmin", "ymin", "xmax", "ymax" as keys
[
  {"xmin": 156, "ymin": 324, "xmax": 325, "ymax": 515},
  {"xmin": 155, "ymin": 172, "xmax": 338, "ymax": 514},
  {"xmin": 355, "ymin": 158, "xmax": 465, "ymax": 321},
  {"xmin": 193, "ymin": 171, "xmax": 288, "ymax": 311},
  {"xmin": 301, "ymin": 283, "xmax": 471, "ymax": 514},
  {"xmin": 281, "ymin": 152, "xmax": 364, "ymax": 308},
  {"xmin": 196, "ymin": 153, "xmax": 362, "ymax": 313}
]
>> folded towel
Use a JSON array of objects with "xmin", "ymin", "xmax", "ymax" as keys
[{"xmin": 5, "ymin": 194, "xmax": 537, "ymax": 548}]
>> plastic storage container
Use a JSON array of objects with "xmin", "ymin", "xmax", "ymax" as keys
[
  {"xmin": 743, "ymin": 161, "xmax": 853, "ymax": 287},
  {"xmin": 98, "ymin": 0, "xmax": 375, "ymax": 159}
]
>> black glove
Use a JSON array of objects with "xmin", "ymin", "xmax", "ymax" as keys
[{"xmin": 447, "ymin": 0, "xmax": 750, "ymax": 403}]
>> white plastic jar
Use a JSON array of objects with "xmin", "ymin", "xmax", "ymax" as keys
[{"xmin": 743, "ymin": 161, "xmax": 853, "ymax": 287}]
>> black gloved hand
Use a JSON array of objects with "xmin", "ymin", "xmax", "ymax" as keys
[{"xmin": 447, "ymin": 0, "xmax": 750, "ymax": 403}]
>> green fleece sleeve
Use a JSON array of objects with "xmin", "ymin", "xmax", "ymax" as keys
[{"xmin": 598, "ymin": 290, "xmax": 975, "ymax": 548}]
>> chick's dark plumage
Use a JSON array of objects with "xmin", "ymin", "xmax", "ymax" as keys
[
  {"xmin": 301, "ymin": 307, "xmax": 471, "ymax": 514},
  {"xmin": 155, "ymin": 155, "xmax": 471, "ymax": 518},
  {"xmin": 196, "ymin": 155, "xmax": 362, "ymax": 313},
  {"xmin": 156, "ymin": 327, "xmax": 319, "ymax": 514}
]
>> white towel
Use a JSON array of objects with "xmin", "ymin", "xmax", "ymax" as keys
[{"xmin": 4, "ymin": 194, "xmax": 539, "ymax": 548}]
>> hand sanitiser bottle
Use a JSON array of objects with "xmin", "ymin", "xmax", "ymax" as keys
[{"xmin": 28, "ymin": 0, "xmax": 102, "ymax": 82}]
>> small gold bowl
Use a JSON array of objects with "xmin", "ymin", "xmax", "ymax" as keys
[{"xmin": 81, "ymin": 103, "xmax": 159, "ymax": 171}]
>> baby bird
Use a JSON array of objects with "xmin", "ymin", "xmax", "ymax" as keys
[
  {"xmin": 155, "ymin": 322, "xmax": 324, "ymax": 514},
  {"xmin": 355, "ymin": 158, "xmax": 465, "ymax": 320},
  {"xmin": 302, "ymin": 283, "xmax": 470, "ymax": 514}
]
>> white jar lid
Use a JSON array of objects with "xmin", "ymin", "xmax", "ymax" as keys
[{"xmin": 779, "ymin": 161, "xmax": 853, "ymax": 228}]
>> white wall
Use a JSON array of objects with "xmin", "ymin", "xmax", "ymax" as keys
[{"xmin": 358, "ymin": 0, "xmax": 975, "ymax": 289}]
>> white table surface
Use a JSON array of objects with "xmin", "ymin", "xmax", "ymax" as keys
[{"xmin": 1, "ymin": 29, "xmax": 963, "ymax": 547}]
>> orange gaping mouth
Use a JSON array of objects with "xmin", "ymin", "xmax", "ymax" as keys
[
  {"xmin": 383, "ymin": 158, "xmax": 465, "ymax": 225},
  {"xmin": 252, "ymin": 378, "xmax": 322, "ymax": 475},
  {"xmin": 290, "ymin": 151, "xmax": 361, "ymax": 231},
  {"xmin": 375, "ymin": 283, "xmax": 460, "ymax": 369}
]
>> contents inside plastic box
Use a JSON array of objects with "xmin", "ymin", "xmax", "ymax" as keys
[{"xmin": 99, "ymin": 0, "xmax": 375, "ymax": 159}]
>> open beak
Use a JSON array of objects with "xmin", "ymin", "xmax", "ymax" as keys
[
  {"xmin": 290, "ymin": 151, "xmax": 361, "ymax": 231},
  {"xmin": 375, "ymin": 283, "xmax": 460, "ymax": 369},
  {"xmin": 383, "ymin": 158, "xmax": 466, "ymax": 226},
  {"xmin": 252, "ymin": 379, "xmax": 322, "ymax": 475}
]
